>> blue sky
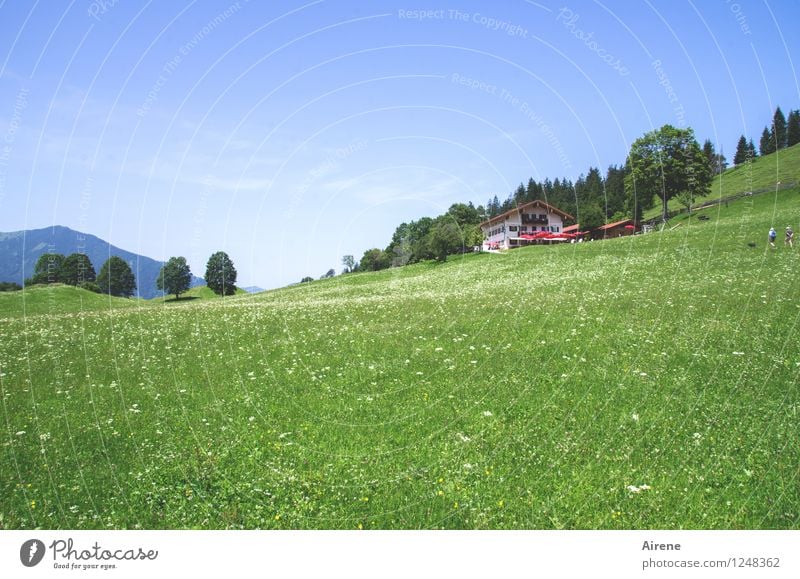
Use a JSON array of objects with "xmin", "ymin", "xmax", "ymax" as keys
[{"xmin": 1, "ymin": 0, "xmax": 798, "ymax": 289}]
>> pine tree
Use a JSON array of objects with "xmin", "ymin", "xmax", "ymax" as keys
[
  {"xmin": 526, "ymin": 178, "xmax": 540, "ymax": 202},
  {"xmin": 760, "ymin": 126, "xmax": 776, "ymax": 156},
  {"xmin": 773, "ymin": 106, "xmax": 787, "ymax": 149},
  {"xmin": 787, "ymin": 109, "xmax": 800, "ymax": 147},
  {"xmin": 513, "ymin": 183, "xmax": 526, "ymax": 205},
  {"xmin": 604, "ymin": 165, "xmax": 626, "ymax": 218},
  {"xmin": 490, "ymin": 195, "xmax": 500, "ymax": 217},
  {"xmin": 733, "ymin": 135, "xmax": 748, "ymax": 165},
  {"xmin": 747, "ymin": 139, "xmax": 757, "ymax": 159},
  {"xmin": 712, "ymin": 153, "xmax": 727, "ymax": 175},
  {"xmin": 702, "ymin": 139, "xmax": 715, "ymax": 168}
]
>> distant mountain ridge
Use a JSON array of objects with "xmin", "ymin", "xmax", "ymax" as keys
[{"xmin": 0, "ymin": 225, "xmax": 203, "ymax": 299}]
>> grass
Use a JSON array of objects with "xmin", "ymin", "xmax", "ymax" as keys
[
  {"xmin": 0, "ymin": 284, "xmax": 248, "ymax": 319},
  {"xmin": 0, "ymin": 284, "xmax": 141, "ymax": 319},
  {"xmin": 642, "ymin": 142, "xmax": 800, "ymax": 219},
  {"xmin": 0, "ymin": 190, "xmax": 799, "ymax": 530},
  {"xmin": 153, "ymin": 285, "xmax": 248, "ymax": 302}
]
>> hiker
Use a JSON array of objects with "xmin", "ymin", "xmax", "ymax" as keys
[
  {"xmin": 786, "ymin": 226, "xmax": 794, "ymax": 248},
  {"xmin": 768, "ymin": 227, "xmax": 777, "ymax": 248}
]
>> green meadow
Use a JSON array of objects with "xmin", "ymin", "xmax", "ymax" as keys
[
  {"xmin": 1, "ymin": 186, "xmax": 799, "ymax": 529},
  {"xmin": 643, "ymin": 141, "xmax": 800, "ymax": 219}
]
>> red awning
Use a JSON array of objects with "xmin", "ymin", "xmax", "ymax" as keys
[{"xmin": 624, "ymin": 224, "xmax": 635, "ymax": 230}]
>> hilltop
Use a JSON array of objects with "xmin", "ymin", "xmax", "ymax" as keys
[{"xmin": 1, "ymin": 185, "xmax": 797, "ymax": 529}]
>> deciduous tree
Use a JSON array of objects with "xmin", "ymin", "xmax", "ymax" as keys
[
  {"xmin": 29, "ymin": 253, "xmax": 65, "ymax": 284},
  {"xmin": 625, "ymin": 125, "xmax": 712, "ymax": 222},
  {"xmin": 359, "ymin": 248, "xmax": 390, "ymax": 271},
  {"xmin": 427, "ymin": 221, "xmax": 462, "ymax": 262},
  {"xmin": 60, "ymin": 253, "xmax": 96, "ymax": 286},
  {"xmin": 97, "ymin": 256, "xmax": 137, "ymax": 297},
  {"xmin": 205, "ymin": 251, "xmax": 237, "ymax": 296},
  {"xmin": 157, "ymin": 256, "xmax": 192, "ymax": 299},
  {"xmin": 341, "ymin": 255, "xmax": 355, "ymax": 273}
]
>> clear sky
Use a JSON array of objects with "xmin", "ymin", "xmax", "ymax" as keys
[{"xmin": 1, "ymin": 0, "xmax": 798, "ymax": 289}]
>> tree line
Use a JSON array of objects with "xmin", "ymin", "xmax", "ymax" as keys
[
  {"xmin": 24, "ymin": 250, "xmax": 238, "ymax": 300},
  {"xmin": 26, "ymin": 253, "xmax": 135, "ymax": 296},
  {"xmin": 735, "ymin": 106, "xmax": 800, "ymax": 161}
]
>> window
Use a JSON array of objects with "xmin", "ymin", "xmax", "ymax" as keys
[
  {"xmin": 520, "ymin": 226, "xmax": 528, "ymax": 232},
  {"xmin": 509, "ymin": 225, "xmax": 518, "ymax": 232}
]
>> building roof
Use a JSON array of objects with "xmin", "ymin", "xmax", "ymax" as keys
[
  {"xmin": 595, "ymin": 219, "xmax": 633, "ymax": 231},
  {"xmin": 562, "ymin": 224, "xmax": 580, "ymax": 233},
  {"xmin": 479, "ymin": 199, "xmax": 575, "ymax": 228}
]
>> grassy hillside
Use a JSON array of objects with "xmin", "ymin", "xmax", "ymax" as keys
[
  {"xmin": 0, "ymin": 284, "xmax": 141, "ymax": 319},
  {"xmin": 643, "ymin": 142, "xmax": 800, "ymax": 219},
  {"xmin": 0, "ymin": 284, "xmax": 249, "ymax": 319},
  {"xmin": 1, "ymin": 190, "xmax": 798, "ymax": 530},
  {"xmin": 153, "ymin": 284, "xmax": 248, "ymax": 302}
]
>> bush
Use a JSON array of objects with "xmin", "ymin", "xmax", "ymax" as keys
[
  {"xmin": 78, "ymin": 281, "xmax": 101, "ymax": 293},
  {"xmin": 0, "ymin": 281, "xmax": 22, "ymax": 292}
]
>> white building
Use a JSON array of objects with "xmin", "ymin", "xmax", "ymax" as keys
[{"xmin": 480, "ymin": 200, "xmax": 574, "ymax": 250}]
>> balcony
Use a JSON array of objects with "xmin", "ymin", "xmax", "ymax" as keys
[{"xmin": 521, "ymin": 213, "xmax": 548, "ymax": 225}]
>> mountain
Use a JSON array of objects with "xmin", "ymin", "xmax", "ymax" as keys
[
  {"xmin": 0, "ymin": 225, "xmax": 203, "ymax": 299},
  {"xmin": 241, "ymin": 286, "xmax": 265, "ymax": 294}
]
